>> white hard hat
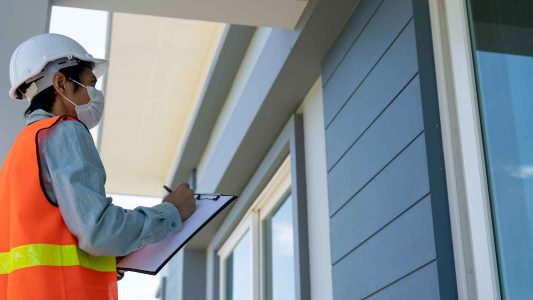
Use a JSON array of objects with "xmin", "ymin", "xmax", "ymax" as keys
[{"xmin": 9, "ymin": 33, "xmax": 108, "ymax": 101}]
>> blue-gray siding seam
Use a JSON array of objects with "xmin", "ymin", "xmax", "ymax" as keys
[
  {"xmin": 324, "ymin": 17, "xmax": 414, "ymax": 130},
  {"xmin": 322, "ymin": 0, "xmax": 414, "ymax": 125},
  {"xmin": 325, "ymin": 20, "xmax": 420, "ymax": 169},
  {"xmin": 326, "ymin": 72, "xmax": 419, "ymax": 173},
  {"xmin": 332, "ymin": 192, "xmax": 430, "ymax": 265},
  {"xmin": 362, "ymin": 259, "xmax": 438, "ymax": 300},
  {"xmin": 322, "ymin": 0, "xmax": 385, "ymax": 86}
]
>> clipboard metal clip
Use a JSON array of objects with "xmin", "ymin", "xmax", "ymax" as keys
[{"xmin": 195, "ymin": 194, "xmax": 221, "ymax": 201}]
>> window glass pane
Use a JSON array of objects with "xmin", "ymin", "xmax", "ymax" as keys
[
  {"xmin": 264, "ymin": 195, "xmax": 296, "ymax": 300},
  {"xmin": 225, "ymin": 231, "xmax": 252, "ymax": 300},
  {"xmin": 466, "ymin": 0, "xmax": 533, "ymax": 298}
]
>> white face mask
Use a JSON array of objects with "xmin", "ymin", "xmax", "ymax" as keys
[{"xmin": 60, "ymin": 78, "xmax": 105, "ymax": 130}]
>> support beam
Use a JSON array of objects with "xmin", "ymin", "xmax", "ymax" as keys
[
  {"xmin": 168, "ymin": 25, "xmax": 255, "ymax": 189},
  {"xmin": 197, "ymin": 0, "xmax": 362, "ymax": 195}
]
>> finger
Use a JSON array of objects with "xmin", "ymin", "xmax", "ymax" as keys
[{"xmin": 179, "ymin": 182, "xmax": 190, "ymax": 189}]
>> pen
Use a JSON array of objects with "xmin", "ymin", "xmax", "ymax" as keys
[{"xmin": 164, "ymin": 185, "xmax": 219, "ymax": 200}]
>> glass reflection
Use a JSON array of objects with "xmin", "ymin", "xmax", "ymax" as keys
[
  {"xmin": 225, "ymin": 231, "xmax": 252, "ymax": 300},
  {"xmin": 466, "ymin": 0, "xmax": 533, "ymax": 298},
  {"xmin": 265, "ymin": 195, "xmax": 296, "ymax": 300}
]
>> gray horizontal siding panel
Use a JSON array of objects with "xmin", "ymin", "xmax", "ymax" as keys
[
  {"xmin": 330, "ymin": 133, "xmax": 430, "ymax": 262},
  {"xmin": 322, "ymin": 0, "xmax": 455, "ymax": 298},
  {"xmin": 332, "ymin": 197, "xmax": 436, "ymax": 299},
  {"xmin": 322, "ymin": 0, "xmax": 414, "ymax": 125},
  {"xmin": 327, "ymin": 76, "xmax": 424, "ymax": 215},
  {"xmin": 321, "ymin": 0, "xmax": 384, "ymax": 84},
  {"xmin": 366, "ymin": 261, "xmax": 439, "ymax": 300},
  {"xmin": 325, "ymin": 20, "xmax": 419, "ymax": 169}
]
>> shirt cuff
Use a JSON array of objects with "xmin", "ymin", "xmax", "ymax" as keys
[{"xmin": 157, "ymin": 202, "xmax": 183, "ymax": 231}]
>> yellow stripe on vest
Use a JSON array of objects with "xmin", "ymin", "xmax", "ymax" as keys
[{"xmin": 0, "ymin": 244, "xmax": 116, "ymax": 274}]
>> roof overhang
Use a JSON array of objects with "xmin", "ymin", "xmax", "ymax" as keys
[
  {"xmin": 52, "ymin": 0, "xmax": 309, "ymax": 29},
  {"xmin": 98, "ymin": 13, "xmax": 225, "ymax": 197}
]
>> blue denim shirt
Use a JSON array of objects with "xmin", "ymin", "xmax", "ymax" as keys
[{"xmin": 27, "ymin": 109, "xmax": 182, "ymax": 257}]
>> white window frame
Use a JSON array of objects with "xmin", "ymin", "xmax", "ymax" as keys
[
  {"xmin": 428, "ymin": 0, "xmax": 501, "ymax": 299},
  {"xmin": 218, "ymin": 157, "xmax": 292, "ymax": 300},
  {"xmin": 218, "ymin": 214, "xmax": 255, "ymax": 300}
]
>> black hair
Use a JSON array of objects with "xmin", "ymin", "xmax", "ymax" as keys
[{"xmin": 21, "ymin": 60, "xmax": 95, "ymax": 118}]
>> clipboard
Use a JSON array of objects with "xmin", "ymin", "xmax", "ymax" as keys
[{"xmin": 116, "ymin": 193, "xmax": 238, "ymax": 275}]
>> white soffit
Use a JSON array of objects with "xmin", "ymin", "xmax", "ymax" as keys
[
  {"xmin": 99, "ymin": 13, "xmax": 224, "ymax": 197},
  {"xmin": 52, "ymin": 0, "xmax": 308, "ymax": 29}
]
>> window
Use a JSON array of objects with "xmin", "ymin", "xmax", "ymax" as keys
[
  {"xmin": 225, "ymin": 230, "xmax": 252, "ymax": 300},
  {"xmin": 219, "ymin": 157, "xmax": 296, "ymax": 300},
  {"xmin": 264, "ymin": 195, "xmax": 296, "ymax": 300},
  {"xmin": 466, "ymin": 0, "xmax": 533, "ymax": 298}
]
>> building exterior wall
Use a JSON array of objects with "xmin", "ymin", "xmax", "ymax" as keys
[
  {"xmin": 150, "ymin": 0, "xmax": 460, "ymax": 298},
  {"xmin": 0, "ymin": 0, "xmax": 51, "ymax": 165},
  {"xmin": 182, "ymin": 249, "xmax": 207, "ymax": 300},
  {"xmin": 163, "ymin": 250, "xmax": 184, "ymax": 300},
  {"xmin": 321, "ymin": 0, "xmax": 454, "ymax": 298},
  {"xmin": 10, "ymin": 0, "xmax": 524, "ymax": 299}
]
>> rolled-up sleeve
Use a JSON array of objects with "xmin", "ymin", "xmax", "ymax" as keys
[{"xmin": 42, "ymin": 120, "xmax": 182, "ymax": 257}]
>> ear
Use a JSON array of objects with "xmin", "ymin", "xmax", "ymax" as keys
[{"xmin": 52, "ymin": 72, "xmax": 68, "ymax": 95}]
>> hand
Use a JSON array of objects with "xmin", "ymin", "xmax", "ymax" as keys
[{"xmin": 163, "ymin": 183, "xmax": 196, "ymax": 222}]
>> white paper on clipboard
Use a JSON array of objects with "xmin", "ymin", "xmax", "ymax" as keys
[{"xmin": 117, "ymin": 194, "xmax": 237, "ymax": 275}]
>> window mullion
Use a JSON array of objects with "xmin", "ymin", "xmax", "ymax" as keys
[{"xmin": 252, "ymin": 212, "xmax": 261, "ymax": 300}]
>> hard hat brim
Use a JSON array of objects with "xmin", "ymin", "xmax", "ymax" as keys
[
  {"xmin": 90, "ymin": 58, "xmax": 109, "ymax": 79},
  {"xmin": 9, "ymin": 55, "xmax": 109, "ymax": 100}
]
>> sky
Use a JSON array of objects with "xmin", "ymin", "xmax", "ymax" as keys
[{"xmin": 49, "ymin": 6, "xmax": 163, "ymax": 300}]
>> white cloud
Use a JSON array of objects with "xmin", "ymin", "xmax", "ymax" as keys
[
  {"xmin": 509, "ymin": 165, "xmax": 533, "ymax": 179},
  {"xmin": 273, "ymin": 222, "xmax": 294, "ymax": 257}
]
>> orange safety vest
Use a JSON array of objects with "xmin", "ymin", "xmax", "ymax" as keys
[{"xmin": 0, "ymin": 115, "xmax": 118, "ymax": 300}]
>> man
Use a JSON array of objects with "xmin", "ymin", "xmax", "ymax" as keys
[{"xmin": 0, "ymin": 33, "xmax": 196, "ymax": 299}]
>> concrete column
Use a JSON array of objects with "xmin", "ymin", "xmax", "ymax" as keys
[
  {"xmin": 182, "ymin": 249, "xmax": 207, "ymax": 300},
  {"xmin": 165, "ymin": 249, "xmax": 207, "ymax": 300},
  {"xmin": 0, "ymin": 0, "xmax": 51, "ymax": 164},
  {"xmin": 165, "ymin": 251, "xmax": 185, "ymax": 300}
]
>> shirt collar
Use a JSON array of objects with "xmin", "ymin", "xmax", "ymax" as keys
[{"xmin": 25, "ymin": 109, "xmax": 56, "ymax": 126}]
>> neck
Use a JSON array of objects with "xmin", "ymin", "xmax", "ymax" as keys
[{"xmin": 51, "ymin": 96, "xmax": 74, "ymax": 118}]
